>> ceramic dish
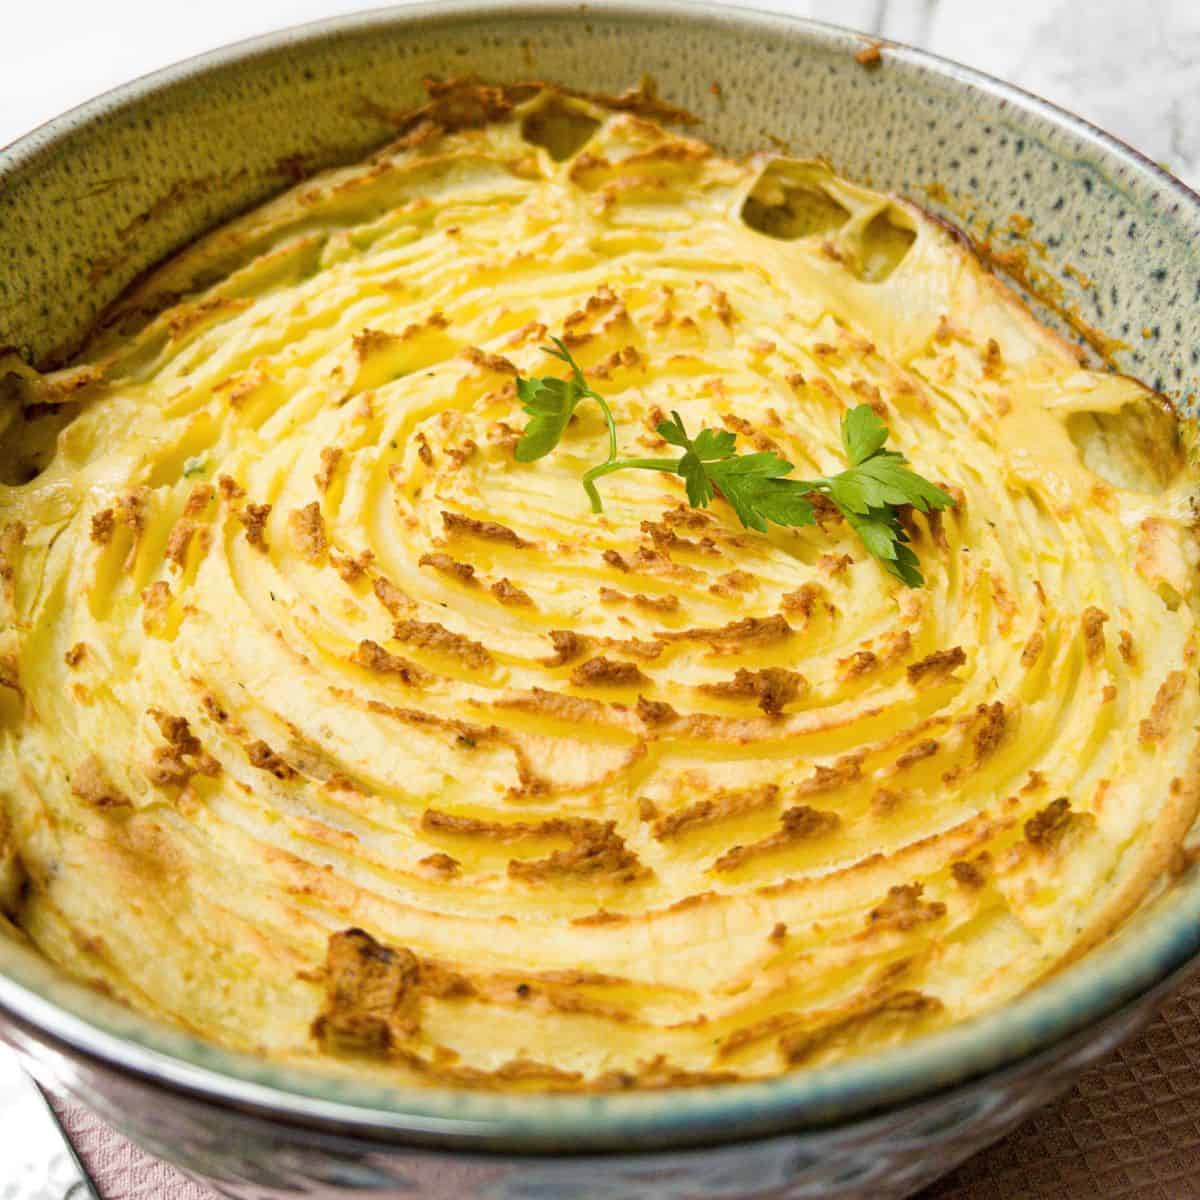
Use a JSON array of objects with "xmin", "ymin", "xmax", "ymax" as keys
[{"xmin": 2, "ymin": 4, "xmax": 1200, "ymax": 1197}]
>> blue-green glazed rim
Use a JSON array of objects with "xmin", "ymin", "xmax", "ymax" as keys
[{"xmin": 3, "ymin": 0, "xmax": 1200, "ymax": 1154}]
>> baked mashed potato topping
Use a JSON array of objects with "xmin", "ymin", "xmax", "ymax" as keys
[{"xmin": 1, "ymin": 80, "xmax": 1199, "ymax": 1091}]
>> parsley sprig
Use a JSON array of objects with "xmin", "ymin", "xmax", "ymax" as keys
[{"xmin": 514, "ymin": 342, "xmax": 954, "ymax": 586}]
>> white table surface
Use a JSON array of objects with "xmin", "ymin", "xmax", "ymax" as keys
[{"xmin": 4, "ymin": 0, "xmax": 1200, "ymax": 191}]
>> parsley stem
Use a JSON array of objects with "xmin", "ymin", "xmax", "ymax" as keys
[
  {"xmin": 589, "ymin": 390, "xmax": 619, "ymax": 466},
  {"xmin": 581, "ymin": 456, "xmax": 681, "ymax": 512}
]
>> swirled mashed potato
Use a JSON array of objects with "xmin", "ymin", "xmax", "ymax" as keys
[{"xmin": 1, "ymin": 81, "xmax": 1199, "ymax": 1091}]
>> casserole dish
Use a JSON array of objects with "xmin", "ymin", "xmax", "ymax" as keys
[{"xmin": 3, "ymin": 3, "xmax": 1200, "ymax": 1195}]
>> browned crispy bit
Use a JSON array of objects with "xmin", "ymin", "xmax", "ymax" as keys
[
  {"xmin": 711, "ymin": 804, "xmax": 840, "ymax": 872},
  {"xmin": 570, "ymin": 908, "xmax": 627, "ymax": 927},
  {"xmin": 421, "ymin": 809, "xmax": 592, "ymax": 841},
  {"xmin": 246, "ymin": 739, "xmax": 297, "ymax": 781},
  {"xmin": 543, "ymin": 629, "xmax": 588, "ymax": 667},
  {"xmin": 287, "ymin": 502, "xmax": 328, "ymax": 563},
  {"xmin": 311, "ymin": 928, "xmax": 422, "ymax": 1056},
  {"xmin": 839, "ymin": 650, "xmax": 878, "ymax": 680},
  {"xmin": 850, "ymin": 378, "xmax": 886, "ymax": 416},
  {"xmin": 951, "ymin": 856, "xmax": 989, "ymax": 889},
  {"xmin": 598, "ymin": 586, "xmax": 679, "ymax": 614},
  {"xmin": 417, "ymin": 959, "xmax": 474, "ymax": 999},
  {"xmin": 780, "ymin": 991, "xmax": 943, "ymax": 1067},
  {"xmin": 664, "ymin": 614, "xmax": 792, "ymax": 652},
  {"xmin": 895, "ymin": 739, "xmax": 939, "ymax": 770},
  {"xmin": 769, "ymin": 922, "xmax": 788, "ymax": 944},
  {"xmin": 217, "ymin": 474, "xmax": 244, "ymax": 501},
  {"xmin": 1020, "ymin": 631, "xmax": 1044, "ymax": 668},
  {"xmin": 708, "ymin": 570, "xmax": 756, "ymax": 597},
  {"xmin": 180, "ymin": 483, "xmax": 213, "ymax": 518},
  {"xmin": 486, "ymin": 420, "xmax": 521, "ymax": 451},
  {"xmin": 637, "ymin": 797, "xmax": 660, "ymax": 822},
  {"xmin": 419, "ymin": 852, "xmax": 461, "ymax": 878},
  {"xmin": 1118, "ymin": 630, "xmax": 1136, "ymax": 665},
  {"xmin": 569, "ymin": 656, "xmax": 646, "ymax": 687},
  {"xmin": 1024, "ymin": 796, "xmax": 1073, "ymax": 847},
  {"xmin": 238, "ymin": 502, "xmax": 271, "ymax": 552},
  {"xmin": 163, "ymin": 521, "xmax": 197, "ymax": 572},
  {"xmin": 414, "ymin": 433, "xmax": 434, "ymax": 467},
  {"xmin": 141, "ymin": 580, "xmax": 173, "ymax": 634},
  {"xmin": 818, "ymin": 553, "xmax": 855, "ymax": 578},
  {"xmin": 64, "ymin": 642, "xmax": 88, "ymax": 668},
  {"xmin": 71, "ymin": 754, "xmax": 131, "ymax": 809},
  {"xmin": 462, "ymin": 346, "xmax": 518, "ymax": 375},
  {"xmin": 144, "ymin": 751, "xmax": 194, "ymax": 788},
  {"xmin": 146, "ymin": 712, "xmax": 222, "ymax": 788},
  {"xmin": 505, "ymin": 320, "xmax": 547, "ymax": 348},
  {"xmin": 441, "ymin": 511, "xmax": 529, "ymax": 547},
  {"xmin": 808, "ymin": 492, "xmax": 844, "ymax": 531},
  {"xmin": 446, "ymin": 440, "xmax": 478, "ymax": 470},
  {"xmin": 419, "ymin": 552, "xmax": 476, "ymax": 585},
  {"xmin": 0, "ymin": 520, "xmax": 24, "ymax": 605},
  {"xmin": 973, "ymin": 701, "xmax": 1007, "ymax": 760},
  {"xmin": 114, "ymin": 489, "xmax": 149, "ymax": 568},
  {"xmin": 636, "ymin": 694, "xmax": 678, "ymax": 726},
  {"xmin": 351, "ymin": 640, "xmax": 430, "ymax": 685},
  {"xmin": 601, "ymin": 548, "xmax": 630, "ymax": 572},
  {"xmin": 1139, "ymin": 670, "xmax": 1188, "ymax": 746},
  {"xmin": 982, "ymin": 336, "xmax": 1004, "ymax": 378},
  {"xmin": 872, "ymin": 788, "xmax": 903, "ymax": 815},
  {"xmin": 372, "ymin": 576, "xmax": 415, "ymax": 616},
  {"xmin": 0, "ymin": 652, "xmax": 20, "ymax": 695},
  {"xmin": 352, "ymin": 328, "xmax": 395, "ymax": 359},
  {"xmin": 90, "ymin": 508, "xmax": 115, "ymax": 544},
  {"xmin": 330, "ymin": 548, "xmax": 374, "ymax": 583},
  {"xmin": 393, "ymin": 619, "xmax": 492, "ymax": 669},
  {"xmin": 491, "ymin": 577, "xmax": 533, "ymax": 606},
  {"xmin": 315, "ymin": 446, "xmax": 343, "ymax": 492},
  {"xmin": 508, "ymin": 820, "xmax": 646, "ymax": 884},
  {"xmin": 1081, "ymin": 606, "xmax": 1108, "ymax": 663},
  {"xmin": 652, "ymin": 784, "xmax": 778, "ymax": 841},
  {"xmin": 148, "ymin": 708, "xmax": 202, "ymax": 756},
  {"xmin": 699, "ymin": 667, "xmax": 807, "ymax": 716},
  {"xmin": 781, "ymin": 582, "xmax": 828, "ymax": 620},
  {"xmin": 795, "ymin": 754, "xmax": 862, "ymax": 798},
  {"xmin": 906, "ymin": 646, "xmax": 965, "ymax": 686},
  {"xmin": 707, "ymin": 286, "xmax": 733, "ymax": 326},
  {"xmin": 867, "ymin": 884, "xmax": 946, "ymax": 932},
  {"xmin": 640, "ymin": 518, "xmax": 699, "ymax": 553}
]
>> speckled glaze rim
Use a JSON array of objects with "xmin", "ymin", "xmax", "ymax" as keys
[{"xmin": 3, "ymin": 0, "xmax": 1200, "ymax": 1154}]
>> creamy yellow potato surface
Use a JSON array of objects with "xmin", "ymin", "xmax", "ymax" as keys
[{"xmin": 1, "ymin": 82, "xmax": 1199, "ymax": 1090}]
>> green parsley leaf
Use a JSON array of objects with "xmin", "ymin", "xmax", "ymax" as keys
[
  {"xmin": 656, "ymin": 411, "xmax": 816, "ymax": 534},
  {"xmin": 513, "ymin": 339, "xmax": 620, "ymax": 485},
  {"xmin": 841, "ymin": 403, "xmax": 889, "ymax": 465},
  {"xmin": 514, "ymin": 375, "xmax": 580, "ymax": 462},
  {"xmin": 182, "ymin": 455, "xmax": 208, "ymax": 478},
  {"xmin": 511, "ymin": 345, "xmax": 954, "ymax": 587}
]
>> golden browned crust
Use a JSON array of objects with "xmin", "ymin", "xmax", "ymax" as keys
[
  {"xmin": 311, "ymin": 929, "xmax": 422, "ymax": 1056},
  {"xmin": 5, "ymin": 79, "xmax": 1200, "ymax": 1098},
  {"xmin": 238, "ymin": 502, "xmax": 271, "ymax": 552},
  {"xmin": 392, "ymin": 619, "xmax": 491, "ymax": 669},
  {"xmin": 569, "ymin": 656, "xmax": 646, "ymax": 687}
]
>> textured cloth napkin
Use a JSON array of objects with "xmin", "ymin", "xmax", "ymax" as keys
[{"xmin": 50, "ymin": 975, "xmax": 1200, "ymax": 1199}]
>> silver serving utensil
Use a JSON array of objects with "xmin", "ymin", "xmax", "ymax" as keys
[{"xmin": 0, "ymin": 1046, "xmax": 100, "ymax": 1200}]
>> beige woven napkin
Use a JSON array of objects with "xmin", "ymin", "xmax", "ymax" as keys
[{"xmin": 50, "ymin": 975, "xmax": 1200, "ymax": 1199}]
